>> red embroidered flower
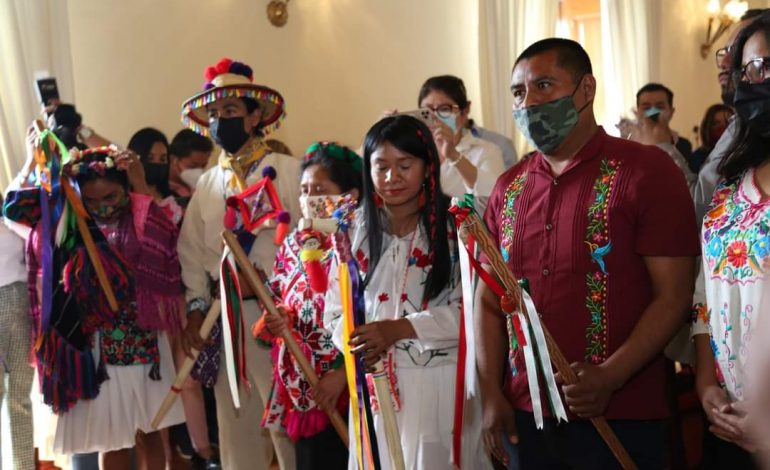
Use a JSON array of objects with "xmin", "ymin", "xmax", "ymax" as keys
[
  {"xmin": 591, "ymin": 292, "xmax": 602, "ymax": 302},
  {"xmin": 400, "ymin": 293, "xmax": 408, "ymax": 302},
  {"xmin": 356, "ymin": 249, "xmax": 369, "ymax": 273},
  {"xmin": 727, "ymin": 240, "xmax": 748, "ymax": 267},
  {"xmin": 411, "ymin": 248, "xmax": 431, "ymax": 268},
  {"xmin": 378, "ymin": 292, "xmax": 390, "ymax": 302}
]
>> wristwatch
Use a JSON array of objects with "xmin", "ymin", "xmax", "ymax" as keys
[{"xmin": 77, "ymin": 125, "xmax": 94, "ymax": 141}]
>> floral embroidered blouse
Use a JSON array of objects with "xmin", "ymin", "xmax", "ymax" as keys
[
  {"xmin": 259, "ymin": 229, "xmax": 345, "ymax": 440},
  {"xmin": 691, "ymin": 167, "xmax": 770, "ymax": 401},
  {"xmin": 324, "ymin": 213, "xmax": 462, "ymax": 370}
]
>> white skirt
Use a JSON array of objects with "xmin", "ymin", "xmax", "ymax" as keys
[
  {"xmin": 53, "ymin": 332, "xmax": 185, "ymax": 454},
  {"xmin": 348, "ymin": 362, "xmax": 457, "ymax": 470}
]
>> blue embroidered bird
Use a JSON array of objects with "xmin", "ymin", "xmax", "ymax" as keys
[{"xmin": 586, "ymin": 241, "xmax": 612, "ymax": 274}]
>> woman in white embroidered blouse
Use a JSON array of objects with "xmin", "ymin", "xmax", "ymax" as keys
[
  {"xmin": 324, "ymin": 115, "xmax": 464, "ymax": 470},
  {"xmin": 691, "ymin": 15, "xmax": 770, "ymax": 466}
]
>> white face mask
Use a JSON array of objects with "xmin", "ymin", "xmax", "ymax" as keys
[
  {"xmin": 180, "ymin": 168, "xmax": 205, "ymax": 190},
  {"xmin": 299, "ymin": 194, "xmax": 342, "ymax": 219}
]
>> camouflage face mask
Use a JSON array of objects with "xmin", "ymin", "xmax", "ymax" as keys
[{"xmin": 512, "ymin": 78, "xmax": 588, "ymax": 154}]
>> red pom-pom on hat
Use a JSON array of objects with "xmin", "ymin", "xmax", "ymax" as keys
[
  {"xmin": 204, "ymin": 58, "xmax": 234, "ymax": 82},
  {"xmin": 204, "ymin": 66, "xmax": 219, "ymax": 82},
  {"xmin": 215, "ymin": 58, "xmax": 233, "ymax": 75}
]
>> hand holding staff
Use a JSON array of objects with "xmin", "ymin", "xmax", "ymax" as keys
[
  {"xmin": 221, "ymin": 229, "xmax": 349, "ymax": 447},
  {"xmin": 456, "ymin": 210, "xmax": 637, "ymax": 470},
  {"xmin": 151, "ymin": 299, "xmax": 221, "ymax": 430}
]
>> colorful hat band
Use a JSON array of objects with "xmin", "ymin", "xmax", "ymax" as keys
[{"xmin": 181, "ymin": 85, "xmax": 286, "ymax": 137}]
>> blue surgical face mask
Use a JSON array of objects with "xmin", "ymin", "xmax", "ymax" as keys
[
  {"xmin": 436, "ymin": 113, "xmax": 458, "ymax": 134},
  {"xmin": 644, "ymin": 106, "xmax": 662, "ymax": 121}
]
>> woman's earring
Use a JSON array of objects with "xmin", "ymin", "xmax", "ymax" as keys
[
  {"xmin": 373, "ymin": 192, "xmax": 384, "ymax": 208},
  {"xmin": 418, "ymin": 183, "xmax": 427, "ymax": 208}
]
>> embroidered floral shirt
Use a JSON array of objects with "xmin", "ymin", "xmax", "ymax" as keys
[
  {"xmin": 483, "ymin": 127, "xmax": 700, "ymax": 420},
  {"xmin": 324, "ymin": 214, "xmax": 462, "ymax": 370},
  {"xmin": 691, "ymin": 167, "xmax": 770, "ymax": 401},
  {"xmin": 260, "ymin": 229, "xmax": 345, "ymax": 439}
]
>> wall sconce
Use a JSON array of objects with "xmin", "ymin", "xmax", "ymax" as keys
[
  {"xmin": 267, "ymin": 0, "xmax": 290, "ymax": 27},
  {"xmin": 701, "ymin": 0, "xmax": 748, "ymax": 58}
]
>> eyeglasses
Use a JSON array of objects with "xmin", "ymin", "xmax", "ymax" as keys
[
  {"xmin": 422, "ymin": 104, "xmax": 460, "ymax": 119},
  {"xmin": 738, "ymin": 57, "xmax": 770, "ymax": 84},
  {"xmin": 715, "ymin": 45, "xmax": 733, "ymax": 67}
]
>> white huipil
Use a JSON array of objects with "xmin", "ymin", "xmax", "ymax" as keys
[
  {"xmin": 324, "ymin": 214, "xmax": 462, "ymax": 470},
  {"xmin": 691, "ymin": 167, "xmax": 770, "ymax": 401}
]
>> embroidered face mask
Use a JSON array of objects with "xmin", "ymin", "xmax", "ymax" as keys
[
  {"xmin": 512, "ymin": 77, "xmax": 590, "ymax": 154},
  {"xmin": 299, "ymin": 194, "xmax": 342, "ymax": 219},
  {"xmin": 91, "ymin": 194, "xmax": 130, "ymax": 222}
]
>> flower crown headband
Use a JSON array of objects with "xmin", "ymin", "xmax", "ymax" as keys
[
  {"xmin": 304, "ymin": 141, "xmax": 362, "ymax": 173},
  {"xmin": 63, "ymin": 145, "xmax": 120, "ymax": 178}
]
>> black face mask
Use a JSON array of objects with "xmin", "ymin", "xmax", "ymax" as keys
[
  {"xmin": 733, "ymin": 80, "xmax": 770, "ymax": 137},
  {"xmin": 143, "ymin": 163, "xmax": 169, "ymax": 188},
  {"xmin": 210, "ymin": 117, "xmax": 251, "ymax": 154}
]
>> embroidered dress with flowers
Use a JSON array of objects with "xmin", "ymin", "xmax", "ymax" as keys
[
  {"xmin": 691, "ymin": 167, "xmax": 770, "ymax": 401},
  {"xmin": 324, "ymin": 212, "xmax": 462, "ymax": 470},
  {"xmin": 257, "ymin": 228, "xmax": 346, "ymax": 440},
  {"xmin": 4, "ymin": 147, "xmax": 185, "ymax": 454}
]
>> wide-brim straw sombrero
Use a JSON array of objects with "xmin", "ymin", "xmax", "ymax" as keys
[{"xmin": 181, "ymin": 57, "xmax": 285, "ymax": 136}]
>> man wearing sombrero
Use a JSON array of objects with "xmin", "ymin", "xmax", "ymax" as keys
[{"xmin": 177, "ymin": 58, "xmax": 298, "ymax": 469}]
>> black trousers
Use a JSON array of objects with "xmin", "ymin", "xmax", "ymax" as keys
[
  {"xmin": 512, "ymin": 411, "xmax": 665, "ymax": 470},
  {"xmin": 296, "ymin": 423, "xmax": 349, "ymax": 470}
]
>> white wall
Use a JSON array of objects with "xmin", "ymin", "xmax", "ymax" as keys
[
  {"xmin": 654, "ymin": 0, "xmax": 729, "ymax": 147},
  {"xmin": 66, "ymin": 0, "xmax": 481, "ymax": 155}
]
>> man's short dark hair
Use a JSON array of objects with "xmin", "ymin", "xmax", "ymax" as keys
[
  {"xmin": 169, "ymin": 129, "xmax": 214, "ymax": 159},
  {"xmin": 636, "ymin": 83, "xmax": 674, "ymax": 107},
  {"xmin": 514, "ymin": 38, "xmax": 592, "ymax": 83}
]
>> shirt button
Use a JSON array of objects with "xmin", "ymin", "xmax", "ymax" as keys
[
  {"xmin": 552, "ymin": 178, "xmax": 559, "ymax": 186},
  {"xmin": 542, "ymin": 268, "xmax": 550, "ymax": 276},
  {"xmin": 545, "ymin": 223, "xmax": 553, "ymax": 231}
]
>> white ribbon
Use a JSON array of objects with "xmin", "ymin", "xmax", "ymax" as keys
[
  {"xmin": 219, "ymin": 246, "xmax": 241, "ymax": 409},
  {"xmin": 516, "ymin": 312, "xmax": 543, "ymax": 427},
  {"xmin": 457, "ymin": 230, "xmax": 478, "ymax": 399},
  {"xmin": 521, "ymin": 290, "xmax": 568, "ymax": 424}
]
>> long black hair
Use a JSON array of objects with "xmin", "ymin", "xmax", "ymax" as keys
[
  {"xmin": 361, "ymin": 115, "xmax": 452, "ymax": 303},
  {"xmin": 720, "ymin": 11, "xmax": 770, "ymax": 180},
  {"xmin": 127, "ymin": 127, "xmax": 171, "ymax": 197}
]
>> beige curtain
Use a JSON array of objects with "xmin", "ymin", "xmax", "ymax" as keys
[
  {"xmin": 0, "ymin": 0, "xmax": 75, "ymax": 192},
  {"xmin": 478, "ymin": 0, "xmax": 559, "ymax": 158},
  {"xmin": 600, "ymin": 0, "xmax": 658, "ymax": 133}
]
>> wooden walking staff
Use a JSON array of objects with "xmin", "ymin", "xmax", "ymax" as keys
[
  {"xmin": 151, "ymin": 299, "xmax": 222, "ymax": 429},
  {"xmin": 152, "ymin": 219, "xmax": 277, "ymax": 428},
  {"xmin": 301, "ymin": 215, "xmax": 405, "ymax": 470},
  {"xmin": 33, "ymin": 120, "xmax": 119, "ymax": 312},
  {"xmin": 221, "ymin": 229, "xmax": 350, "ymax": 447},
  {"xmin": 455, "ymin": 210, "xmax": 637, "ymax": 470}
]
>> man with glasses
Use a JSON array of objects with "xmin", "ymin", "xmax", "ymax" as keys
[{"xmin": 695, "ymin": 9, "xmax": 767, "ymax": 222}]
